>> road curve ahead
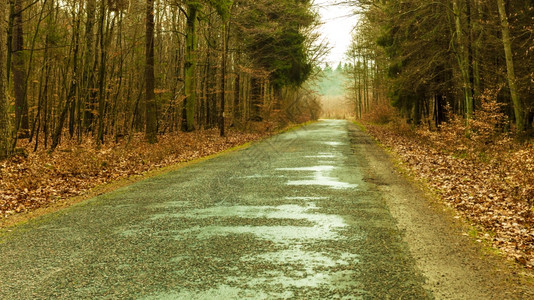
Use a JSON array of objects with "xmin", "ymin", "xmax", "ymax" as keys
[{"xmin": 1, "ymin": 120, "xmax": 430, "ymax": 299}]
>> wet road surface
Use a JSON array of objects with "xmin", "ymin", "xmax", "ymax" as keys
[{"xmin": 0, "ymin": 120, "xmax": 430, "ymax": 299}]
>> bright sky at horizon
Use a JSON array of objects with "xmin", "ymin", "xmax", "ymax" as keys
[{"xmin": 314, "ymin": 0, "xmax": 358, "ymax": 67}]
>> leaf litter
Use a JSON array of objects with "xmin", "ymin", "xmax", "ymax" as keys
[
  {"xmin": 363, "ymin": 117, "xmax": 534, "ymax": 269},
  {"xmin": 0, "ymin": 129, "xmax": 267, "ymax": 222}
]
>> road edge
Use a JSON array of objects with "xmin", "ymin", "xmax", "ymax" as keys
[{"xmin": 348, "ymin": 121, "xmax": 534, "ymax": 299}]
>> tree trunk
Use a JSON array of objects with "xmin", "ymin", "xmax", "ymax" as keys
[
  {"xmin": 69, "ymin": 3, "xmax": 81, "ymax": 138},
  {"xmin": 145, "ymin": 0, "xmax": 158, "ymax": 143},
  {"xmin": 453, "ymin": 0, "xmax": 473, "ymax": 120},
  {"xmin": 51, "ymin": 0, "xmax": 77, "ymax": 151},
  {"xmin": 471, "ymin": 0, "xmax": 482, "ymax": 101},
  {"xmin": 250, "ymin": 76, "xmax": 263, "ymax": 121},
  {"xmin": 363, "ymin": 55, "xmax": 369, "ymax": 113},
  {"xmin": 182, "ymin": 3, "xmax": 198, "ymax": 132},
  {"xmin": 0, "ymin": 0, "xmax": 10, "ymax": 158},
  {"xmin": 96, "ymin": 1, "xmax": 107, "ymax": 145},
  {"xmin": 41, "ymin": 44, "xmax": 51, "ymax": 149},
  {"xmin": 357, "ymin": 61, "xmax": 362, "ymax": 118},
  {"xmin": 233, "ymin": 72, "xmax": 240, "ymax": 123},
  {"xmin": 496, "ymin": 0, "xmax": 525, "ymax": 132},
  {"xmin": 12, "ymin": 0, "xmax": 29, "ymax": 137},
  {"xmin": 83, "ymin": 0, "xmax": 96, "ymax": 133},
  {"xmin": 219, "ymin": 23, "xmax": 228, "ymax": 137}
]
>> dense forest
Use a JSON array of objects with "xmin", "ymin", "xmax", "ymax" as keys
[
  {"xmin": 343, "ymin": 0, "xmax": 534, "ymax": 267},
  {"xmin": 0, "ymin": 0, "xmax": 323, "ymax": 159},
  {"xmin": 344, "ymin": 0, "xmax": 534, "ymax": 134}
]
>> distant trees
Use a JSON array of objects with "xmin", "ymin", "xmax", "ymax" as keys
[
  {"xmin": 314, "ymin": 63, "xmax": 350, "ymax": 119},
  {"xmin": 345, "ymin": 16, "xmax": 387, "ymax": 120},
  {"xmin": 0, "ymin": 0, "xmax": 319, "ymax": 157},
  {"xmin": 316, "ymin": 63, "xmax": 348, "ymax": 98},
  {"xmin": 347, "ymin": 0, "xmax": 534, "ymax": 134}
]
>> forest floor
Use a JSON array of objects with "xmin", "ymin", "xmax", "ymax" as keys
[
  {"xmin": 360, "ymin": 117, "xmax": 534, "ymax": 270},
  {"xmin": 0, "ymin": 125, "xmax": 290, "ymax": 227}
]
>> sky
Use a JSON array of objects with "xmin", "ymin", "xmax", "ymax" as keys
[{"xmin": 314, "ymin": 0, "xmax": 358, "ymax": 67}]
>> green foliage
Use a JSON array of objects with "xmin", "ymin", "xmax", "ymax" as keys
[
  {"xmin": 206, "ymin": 0, "xmax": 233, "ymax": 20},
  {"xmin": 269, "ymin": 29, "xmax": 312, "ymax": 88},
  {"xmin": 185, "ymin": 0, "xmax": 203, "ymax": 11},
  {"xmin": 315, "ymin": 64, "xmax": 348, "ymax": 97},
  {"xmin": 235, "ymin": 0, "xmax": 315, "ymax": 89}
]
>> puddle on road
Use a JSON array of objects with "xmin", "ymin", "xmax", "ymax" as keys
[
  {"xmin": 230, "ymin": 273, "xmax": 335, "ymax": 290},
  {"xmin": 152, "ymin": 204, "xmax": 347, "ymax": 243},
  {"xmin": 285, "ymin": 196, "xmax": 327, "ymax": 200},
  {"xmin": 305, "ymin": 153, "xmax": 338, "ymax": 158},
  {"xmin": 156, "ymin": 204, "xmax": 345, "ymax": 226},
  {"xmin": 277, "ymin": 166, "xmax": 358, "ymax": 190},
  {"xmin": 323, "ymin": 141, "xmax": 345, "ymax": 146},
  {"xmin": 304, "ymin": 152, "xmax": 343, "ymax": 165},
  {"xmin": 278, "ymin": 166, "xmax": 335, "ymax": 172},
  {"xmin": 157, "ymin": 202, "xmax": 361, "ymax": 296},
  {"xmin": 179, "ymin": 225, "xmax": 341, "ymax": 243},
  {"xmin": 240, "ymin": 174, "xmax": 285, "ymax": 179},
  {"xmin": 243, "ymin": 246, "xmax": 359, "ymax": 272},
  {"xmin": 135, "ymin": 121, "xmax": 365, "ymax": 298},
  {"xmin": 144, "ymin": 285, "xmax": 280, "ymax": 300},
  {"xmin": 286, "ymin": 178, "xmax": 356, "ymax": 189}
]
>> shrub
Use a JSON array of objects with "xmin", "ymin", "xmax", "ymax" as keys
[{"xmin": 363, "ymin": 102, "xmax": 397, "ymax": 124}]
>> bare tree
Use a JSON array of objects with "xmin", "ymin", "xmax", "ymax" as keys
[{"xmin": 0, "ymin": 0, "xmax": 319, "ymax": 152}]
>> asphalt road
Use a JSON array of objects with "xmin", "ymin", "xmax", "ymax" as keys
[{"xmin": 1, "ymin": 120, "xmax": 432, "ymax": 299}]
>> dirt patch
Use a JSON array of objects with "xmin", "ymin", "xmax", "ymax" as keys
[{"xmin": 348, "ymin": 122, "xmax": 534, "ymax": 299}]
